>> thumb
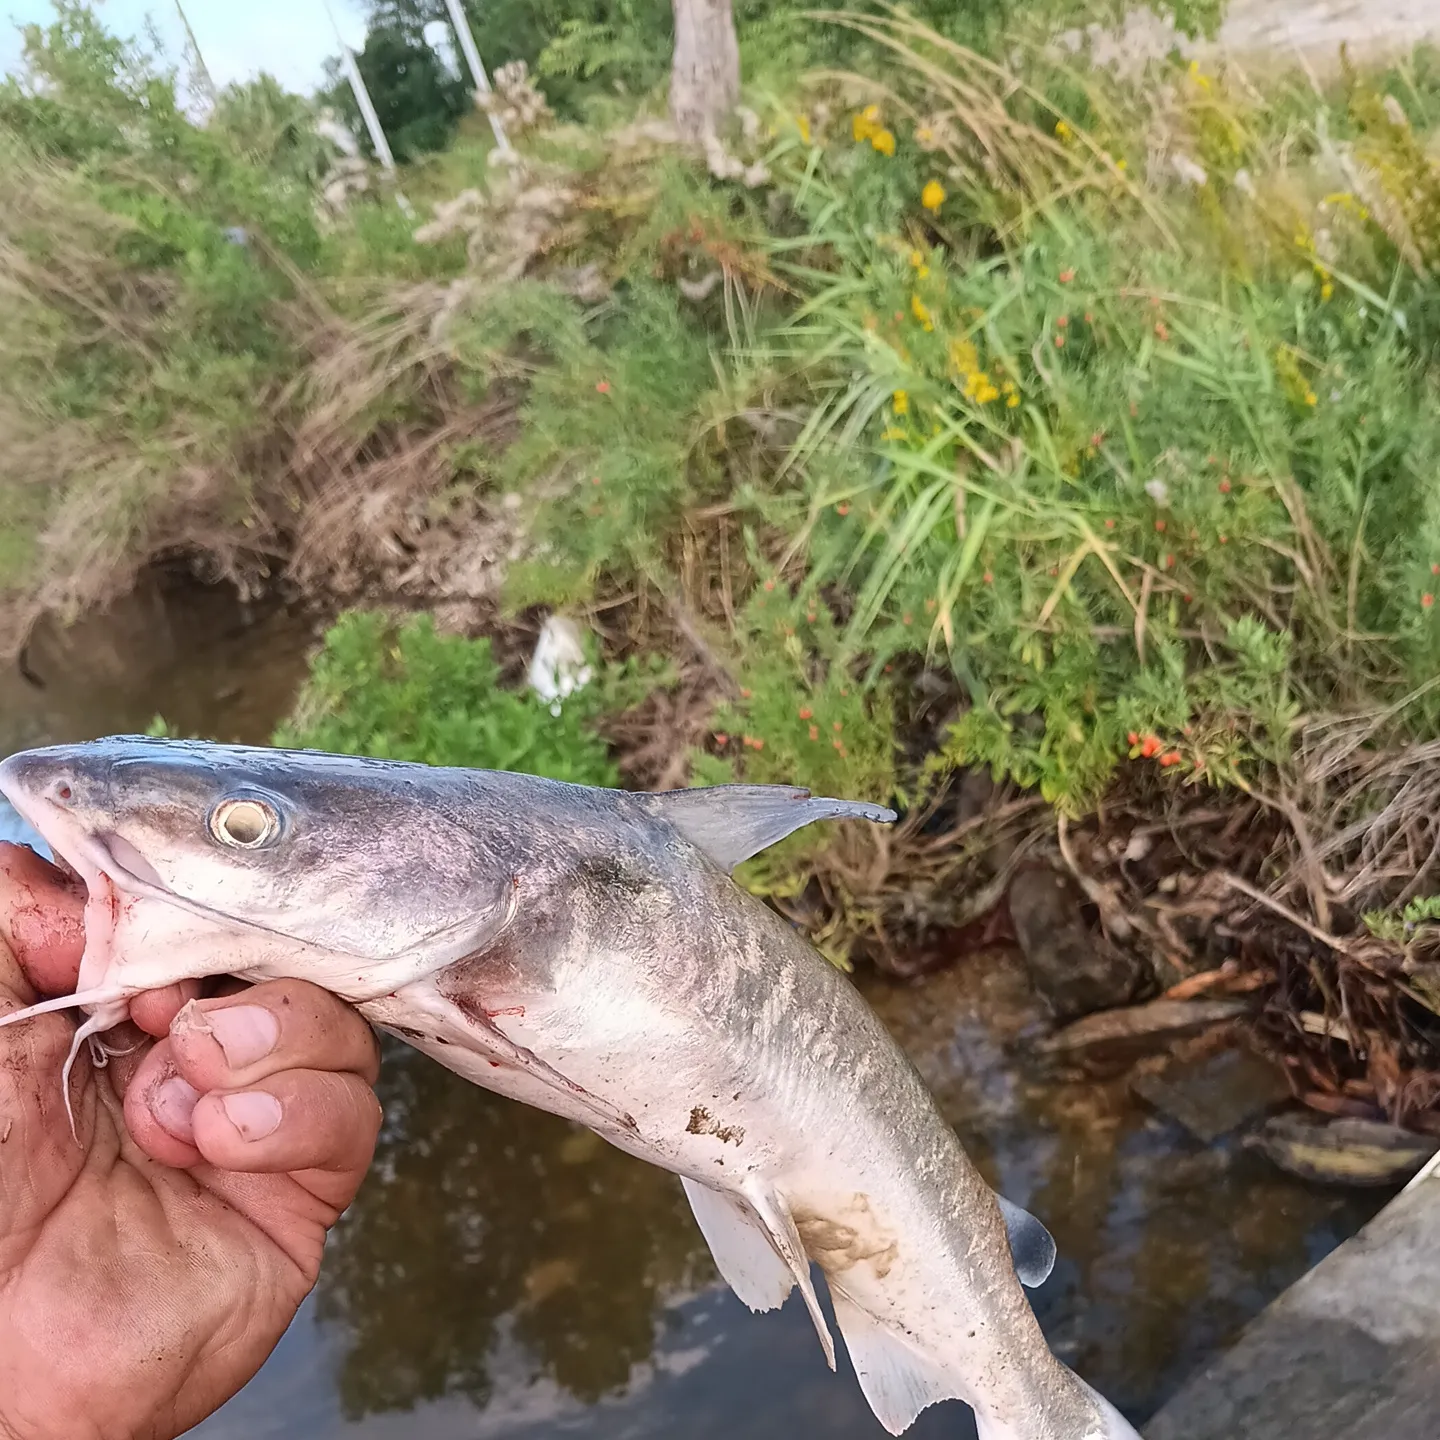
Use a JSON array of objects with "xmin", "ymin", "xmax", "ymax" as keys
[{"xmin": 0, "ymin": 843, "xmax": 85, "ymax": 1001}]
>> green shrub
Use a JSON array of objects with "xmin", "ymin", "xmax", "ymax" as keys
[{"xmin": 274, "ymin": 611, "xmax": 620, "ymax": 785}]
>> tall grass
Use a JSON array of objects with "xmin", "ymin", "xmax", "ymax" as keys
[{"xmin": 724, "ymin": 17, "xmax": 1440, "ymax": 813}]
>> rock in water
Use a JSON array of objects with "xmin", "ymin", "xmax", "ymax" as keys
[
  {"xmin": 1132, "ymin": 1045, "xmax": 1292, "ymax": 1144},
  {"xmin": 1247, "ymin": 1114, "xmax": 1439, "ymax": 1188},
  {"xmin": 1008, "ymin": 866, "xmax": 1146, "ymax": 1020}
]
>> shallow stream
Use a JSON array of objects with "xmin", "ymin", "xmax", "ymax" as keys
[{"xmin": 0, "ymin": 575, "xmax": 1388, "ymax": 1437}]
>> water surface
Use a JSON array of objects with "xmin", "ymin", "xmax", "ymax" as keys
[{"xmin": 0, "ymin": 574, "xmax": 1389, "ymax": 1438}]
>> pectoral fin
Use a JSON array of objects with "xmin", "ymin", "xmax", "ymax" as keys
[
  {"xmin": 742, "ymin": 1181, "xmax": 837, "ymax": 1370},
  {"xmin": 643, "ymin": 784, "xmax": 897, "ymax": 872},
  {"xmin": 995, "ymin": 1193, "xmax": 1056, "ymax": 1288}
]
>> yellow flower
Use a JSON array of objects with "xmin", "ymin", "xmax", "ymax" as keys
[
  {"xmin": 961, "ymin": 369, "xmax": 999, "ymax": 405},
  {"xmin": 921, "ymin": 180, "xmax": 946, "ymax": 211},
  {"xmin": 796, "ymin": 114, "xmax": 811, "ymax": 146},
  {"xmin": 1321, "ymin": 280, "xmax": 1334, "ymax": 301},
  {"xmin": 1305, "ymin": 389, "xmax": 1318, "ymax": 407},
  {"xmin": 1006, "ymin": 392, "xmax": 1020, "ymax": 408},
  {"xmin": 916, "ymin": 124, "xmax": 935, "ymax": 146},
  {"xmin": 948, "ymin": 337, "xmax": 978, "ymax": 376},
  {"xmin": 852, "ymin": 109, "xmax": 877, "ymax": 143},
  {"xmin": 892, "ymin": 389, "xmax": 910, "ymax": 415},
  {"xmin": 871, "ymin": 128, "xmax": 896, "ymax": 157},
  {"xmin": 1055, "ymin": 120, "xmax": 1073, "ymax": 142},
  {"xmin": 1116, "ymin": 158, "xmax": 1128, "ymax": 173},
  {"xmin": 910, "ymin": 293, "xmax": 933, "ymax": 330},
  {"xmin": 881, "ymin": 425, "xmax": 906, "ymax": 442}
]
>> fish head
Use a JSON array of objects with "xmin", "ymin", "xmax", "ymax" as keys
[{"xmin": 0, "ymin": 736, "xmax": 514, "ymax": 1002}]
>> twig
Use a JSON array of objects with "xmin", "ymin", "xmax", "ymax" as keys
[
  {"xmin": 1217, "ymin": 870, "xmax": 1353, "ymax": 954},
  {"xmin": 1057, "ymin": 814, "xmax": 1134, "ymax": 942}
]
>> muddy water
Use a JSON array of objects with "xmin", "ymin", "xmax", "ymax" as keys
[{"xmin": 0, "ymin": 576, "xmax": 1387, "ymax": 1437}]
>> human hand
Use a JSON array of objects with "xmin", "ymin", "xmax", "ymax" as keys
[{"xmin": 0, "ymin": 843, "xmax": 383, "ymax": 1440}]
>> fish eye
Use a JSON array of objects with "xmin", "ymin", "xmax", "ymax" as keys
[{"xmin": 208, "ymin": 797, "xmax": 281, "ymax": 849}]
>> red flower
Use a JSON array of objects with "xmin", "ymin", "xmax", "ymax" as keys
[
  {"xmin": 1104, "ymin": 518, "xmax": 1116, "ymax": 530},
  {"xmin": 809, "ymin": 725, "xmax": 819, "ymax": 741},
  {"xmin": 1154, "ymin": 321, "xmax": 1170, "ymax": 341},
  {"xmin": 1059, "ymin": 268, "xmax": 1076, "ymax": 283},
  {"xmin": 595, "ymin": 380, "xmax": 611, "ymax": 393},
  {"xmin": 1127, "ymin": 731, "xmax": 1140, "ymax": 745},
  {"xmin": 1159, "ymin": 751, "xmax": 1183, "ymax": 767},
  {"xmin": 798, "ymin": 707, "xmax": 813, "ymax": 720},
  {"xmin": 1425, "ymin": 594, "xmax": 1435, "ymax": 610},
  {"xmin": 1219, "ymin": 479, "xmax": 1231, "ymax": 494},
  {"xmin": 1054, "ymin": 334, "xmax": 1065, "ymax": 348},
  {"xmin": 714, "ymin": 732, "xmax": 728, "ymax": 744},
  {"xmin": 1140, "ymin": 735, "xmax": 1162, "ymax": 758},
  {"xmin": 763, "ymin": 579, "xmax": 776, "ymax": 591},
  {"xmin": 1056, "ymin": 314, "xmax": 1069, "ymax": 328},
  {"xmin": 1155, "ymin": 519, "xmax": 1166, "ymax": 532},
  {"xmin": 982, "ymin": 570, "xmax": 994, "ymax": 584},
  {"xmin": 837, "ymin": 503, "xmax": 851, "ymax": 516}
]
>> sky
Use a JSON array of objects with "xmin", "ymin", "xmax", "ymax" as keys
[{"xmin": 0, "ymin": 0, "xmax": 371, "ymax": 94}]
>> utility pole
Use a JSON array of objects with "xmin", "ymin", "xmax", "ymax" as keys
[
  {"xmin": 173, "ymin": 0, "xmax": 217, "ymax": 110},
  {"xmin": 321, "ymin": 0, "xmax": 413, "ymax": 215},
  {"xmin": 440, "ymin": 0, "xmax": 513, "ymax": 156}
]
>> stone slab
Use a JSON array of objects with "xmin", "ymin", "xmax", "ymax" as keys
[{"xmin": 1145, "ymin": 1175, "xmax": 1440, "ymax": 1439}]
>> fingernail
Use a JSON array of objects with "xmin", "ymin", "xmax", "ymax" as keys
[
  {"xmin": 152, "ymin": 1075, "xmax": 200, "ymax": 1143},
  {"xmin": 220, "ymin": 1091, "xmax": 283, "ymax": 1142},
  {"xmin": 206, "ymin": 1006, "xmax": 279, "ymax": 1069}
]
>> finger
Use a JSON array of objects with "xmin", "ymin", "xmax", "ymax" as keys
[
  {"xmin": 167, "ymin": 979, "xmax": 381, "ymax": 1093},
  {"xmin": 192, "ymin": 1069, "xmax": 382, "ymax": 1207},
  {"xmin": 0, "ymin": 843, "xmax": 84, "ymax": 998},
  {"xmin": 124, "ymin": 1037, "xmax": 204, "ymax": 1170},
  {"xmin": 129, "ymin": 980, "xmax": 204, "ymax": 1038}
]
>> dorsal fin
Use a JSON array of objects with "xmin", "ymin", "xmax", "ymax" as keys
[
  {"xmin": 643, "ymin": 784, "xmax": 897, "ymax": 873},
  {"xmin": 995, "ymin": 1194, "xmax": 1056, "ymax": 1288}
]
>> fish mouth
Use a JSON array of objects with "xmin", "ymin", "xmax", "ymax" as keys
[{"xmin": 0, "ymin": 782, "xmax": 166, "ymax": 1007}]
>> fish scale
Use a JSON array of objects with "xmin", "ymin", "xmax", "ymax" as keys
[{"xmin": 0, "ymin": 737, "xmax": 1139, "ymax": 1440}]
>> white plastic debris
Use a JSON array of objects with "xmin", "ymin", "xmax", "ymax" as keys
[
  {"xmin": 1171, "ymin": 153, "xmax": 1208, "ymax": 188},
  {"xmin": 528, "ymin": 615, "xmax": 593, "ymax": 716}
]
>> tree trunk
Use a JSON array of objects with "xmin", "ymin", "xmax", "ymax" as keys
[{"xmin": 669, "ymin": 0, "xmax": 740, "ymax": 144}]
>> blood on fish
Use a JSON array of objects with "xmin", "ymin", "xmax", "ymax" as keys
[{"xmin": 484, "ymin": 1004, "xmax": 526, "ymax": 1019}]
